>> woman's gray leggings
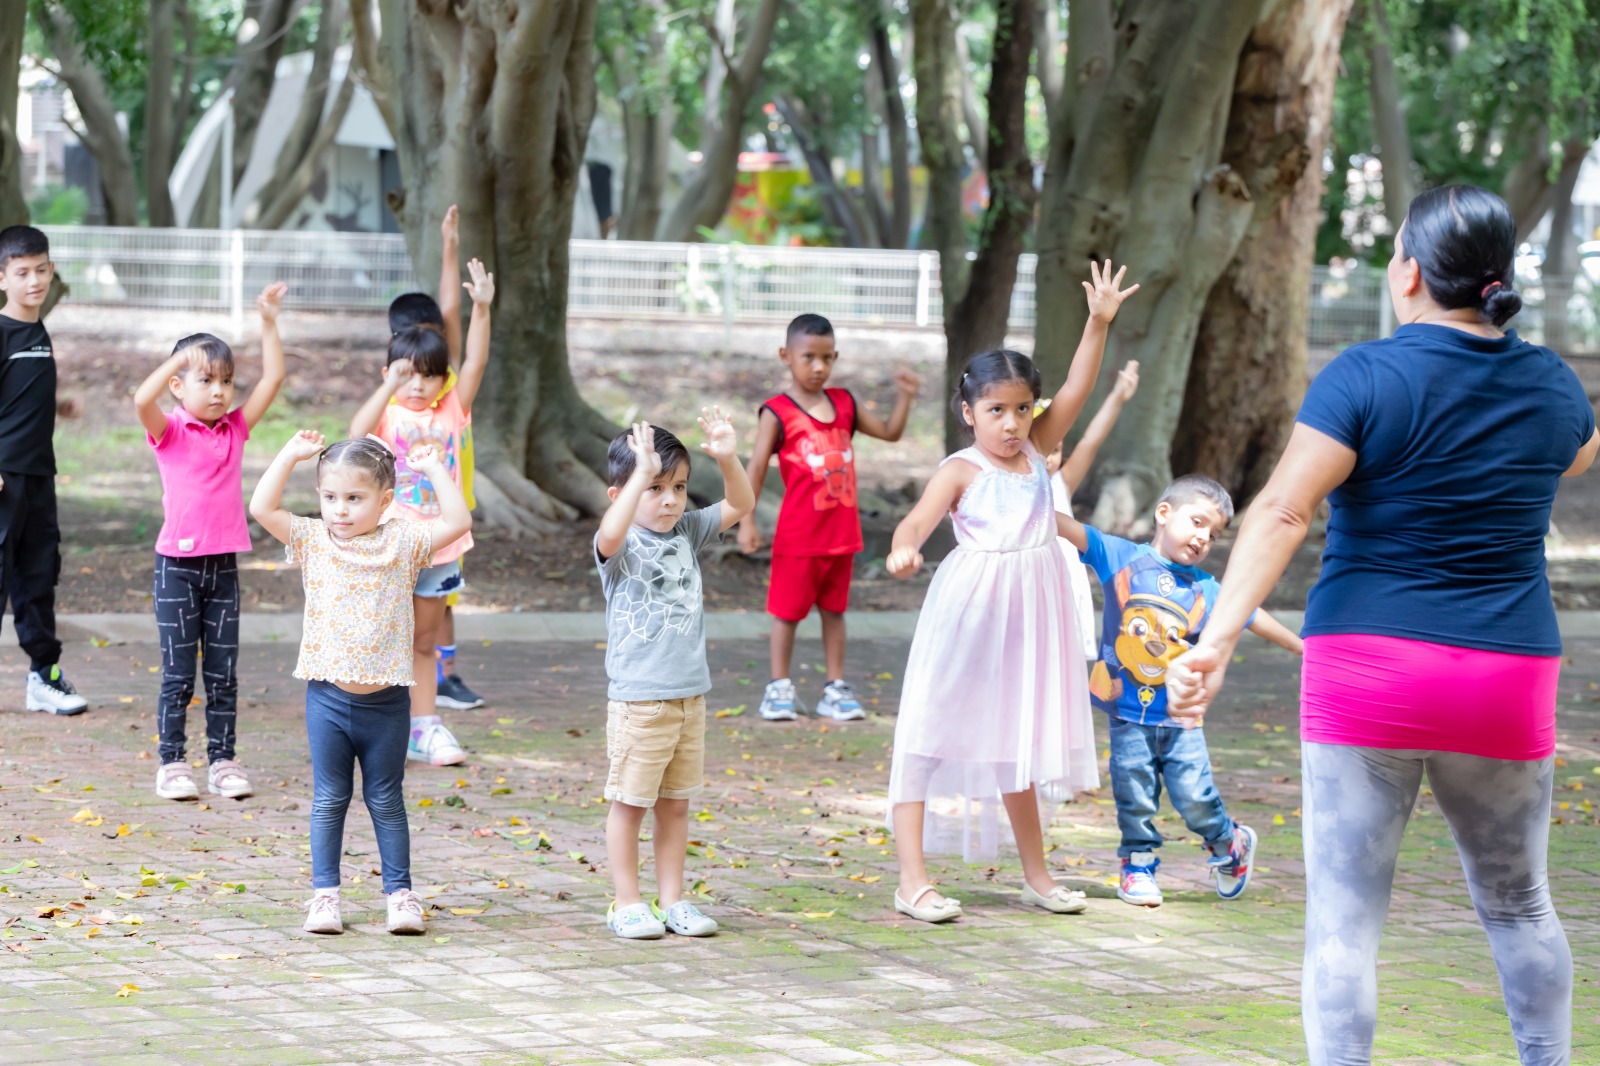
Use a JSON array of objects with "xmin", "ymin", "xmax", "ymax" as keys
[{"xmin": 1301, "ymin": 742, "xmax": 1570, "ymax": 1065}]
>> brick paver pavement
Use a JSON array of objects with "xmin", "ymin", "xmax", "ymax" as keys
[{"xmin": 1, "ymin": 634, "xmax": 1596, "ymax": 1065}]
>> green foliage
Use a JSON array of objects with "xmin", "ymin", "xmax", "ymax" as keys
[{"xmin": 26, "ymin": 184, "xmax": 89, "ymax": 225}]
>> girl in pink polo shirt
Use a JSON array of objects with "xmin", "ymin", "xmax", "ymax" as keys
[
  {"xmin": 133, "ymin": 284, "xmax": 288, "ymax": 802},
  {"xmin": 350, "ymin": 258, "xmax": 493, "ymax": 767}
]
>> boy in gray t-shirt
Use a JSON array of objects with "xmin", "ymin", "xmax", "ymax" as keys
[{"xmin": 593, "ymin": 414, "xmax": 753, "ymax": 940}]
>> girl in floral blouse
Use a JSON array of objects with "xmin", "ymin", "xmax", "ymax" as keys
[{"xmin": 250, "ymin": 431, "xmax": 471, "ymax": 935}]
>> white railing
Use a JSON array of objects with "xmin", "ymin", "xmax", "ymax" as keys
[{"xmin": 36, "ymin": 225, "xmax": 1595, "ymax": 352}]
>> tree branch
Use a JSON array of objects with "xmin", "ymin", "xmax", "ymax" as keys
[
  {"xmin": 35, "ymin": 1, "xmax": 140, "ymax": 225},
  {"xmin": 254, "ymin": 66, "xmax": 359, "ymax": 229},
  {"xmin": 349, "ymin": 0, "xmax": 394, "ymax": 131}
]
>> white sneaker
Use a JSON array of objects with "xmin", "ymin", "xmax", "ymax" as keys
[
  {"xmin": 654, "ymin": 898, "xmax": 718, "ymax": 936},
  {"xmin": 816, "ymin": 680, "xmax": 866, "ymax": 721},
  {"xmin": 26, "ymin": 666, "xmax": 88, "ymax": 715},
  {"xmin": 407, "ymin": 720, "xmax": 466, "ymax": 766},
  {"xmin": 155, "ymin": 761, "xmax": 199, "ymax": 801},
  {"xmin": 759, "ymin": 678, "xmax": 802, "ymax": 721},
  {"xmin": 386, "ymin": 888, "xmax": 426, "ymax": 934},
  {"xmin": 302, "ymin": 893, "xmax": 343, "ymax": 934},
  {"xmin": 207, "ymin": 759, "xmax": 252, "ymax": 799},
  {"xmin": 607, "ymin": 900, "xmax": 665, "ymax": 940}
]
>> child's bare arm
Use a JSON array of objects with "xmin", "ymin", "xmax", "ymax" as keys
[
  {"xmin": 597, "ymin": 423, "xmax": 662, "ymax": 560},
  {"xmin": 240, "ymin": 282, "xmax": 289, "ymax": 429},
  {"xmin": 1031, "ymin": 260, "xmax": 1140, "ymax": 455},
  {"xmin": 1059, "ymin": 360, "xmax": 1139, "ymax": 490},
  {"xmin": 453, "ymin": 258, "xmax": 494, "ymax": 413},
  {"xmin": 699, "ymin": 406, "xmax": 755, "ymax": 530},
  {"xmin": 1053, "ymin": 510, "xmax": 1090, "ymax": 553},
  {"xmin": 438, "ymin": 205, "xmax": 462, "ymax": 366},
  {"xmin": 250, "ymin": 430, "xmax": 325, "ymax": 544},
  {"xmin": 855, "ymin": 367, "xmax": 921, "ymax": 442},
  {"xmin": 885, "ymin": 460, "xmax": 975, "ymax": 577},
  {"xmin": 412, "ymin": 444, "xmax": 472, "ymax": 551},
  {"xmin": 350, "ymin": 361, "xmax": 410, "ymax": 439},
  {"xmin": 1247, "ymin": 609, "xmax": 1304, "ymax": 655},
  {"xmin": 134, "ymin": 349, "xmax": 198, "ymax": 441},
  {"xmin": 737, "ymin": 408, "xmax": 782, "ymax": 553}
]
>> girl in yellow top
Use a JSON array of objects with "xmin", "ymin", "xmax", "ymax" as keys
[
  {"xmin": 351, "ymin": 258, "xmax": 493, "ymax": 767},
  {"xmin": 249, "ymin": 432, "xmax": 472, "ymax": 935}
]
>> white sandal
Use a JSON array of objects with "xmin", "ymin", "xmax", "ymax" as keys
[
  {"xmin": 1021, "ymin": 882, "xmax": 1088, "ymax": 914},
  {"xmin": 894, "ymin": 884, "xmax": 962, "ymax": 923}
]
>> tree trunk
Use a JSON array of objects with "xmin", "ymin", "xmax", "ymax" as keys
[
  {"xmin": 911, "ymin": 0, "xmax": 969, "ymax": 300},
  {"xmin": 1541, "ymin": 148, "xmax": 1583, "ymax": 353},
  {"xmin": 868, "ymin": 2, "xmax": 910, "ymax": 248},
  {"xmin": 371, "ymin": 0, "xmax": 616, "ymax": 528},
  {"xmin": 245, "ymin": 0, "xmax": 346, "ymax": 227},
  {"xmin": 860, "ymin": 62, "xmax": 894, "ymax": 246},
  {"xmin": 37, "ymin": 2, "xmax": 140, "ymax": 226},
  {"xmin": 942, "ymin": 0, "xmax": 1034, "ymax": 449},
  {"xmin": 1504, "ymin": 130, "xmax": 1590, "ymax": 244},
  {"xmin": 953, "ymin": 28, "xmax": 987, "ymax": 164},
  {"xmin": 1171, "ymin": 0, "xmax": 1355, "ymax": 505},
  {"xmin": 225, "ymin": 0, "xmax": 294, "ymax": 192},
  {"xmin": 654, "ymin": 0, "xmax": 782, "ymax": 242},
  {"xmin": 171, "ymin": 0, "xmax": 198, "ymax": 170},
  {"xmin": 1035, "ymin": 0, "xmax": 1063, "ymax": 129},
  {"xmin": 144, "ymin": 0, "xmax": 180, "ymax": 227},
  {"xmin": 609, "ymin": 0, "xmax": 673, "ymax": 242},
  {"xmin": 773, "ymin": 94, "xmax": 873, "ymax": 248},
  {"xmin": 1364, "ymin": 0, "xmax": 1414, "ymax": 231},
  {"xmin": 1, "ymin": 0, "xmax": 26, "ymax": 228},
  {"xmin": 1033, "ymin": 0, "xmax": 1271, "ymax": 522}
]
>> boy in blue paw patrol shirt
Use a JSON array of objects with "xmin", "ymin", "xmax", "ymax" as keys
[{"xmin": 1059, "ymin": 475, "xmax": 1302, "ymax": 907}]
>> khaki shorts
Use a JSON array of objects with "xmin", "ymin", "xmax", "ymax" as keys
[{"xmin": 605, "ymin": 695, "xmax": 706, "ymax": 808}]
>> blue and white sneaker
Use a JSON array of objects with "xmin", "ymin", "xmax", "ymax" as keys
[
  {"xmin": 1210, "ymin": 824, "xmax": 1257, "ymax": 900},
  {"xmin": 1118, "ymin": 852, "xmax": 1162, "ymax": 907},
  {"xmin": 759, "ymin": 678, "xmax": 802, "ymax": 721},
  {"xmin": 607, "ymin": 900, "xmax": 665, "ymax": 940},
  {"xmin": 816, "ymin": 680, "xmax": 866, "ymax": 721},
  {"xmin": 652, "ymin": 898, "xmax": 718, "ymax": 936}
]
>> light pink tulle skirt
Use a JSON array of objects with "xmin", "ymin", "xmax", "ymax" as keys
[{"xmin": 888, "ymin": 541, "xmax": 1099, "ymax": 861}]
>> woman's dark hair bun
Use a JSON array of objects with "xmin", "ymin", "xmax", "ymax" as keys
[{"xmin": 1400, "ymin": 184, "xmax": 1523, "ymax": 328}]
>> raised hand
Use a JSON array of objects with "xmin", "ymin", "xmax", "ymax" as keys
[
  {"xmin": 1112, "ymin": 360, "xmax": 1141, "ymax": 402},
  {"xmin": 697, "ymin": 406, "xmax": 738, "ymax": 461},
  {"xmin": 893, "ymin": 366, "xmax": 922, "ymax": 397},
  {"xmin": 463, "ymin": 257, "xmax": 495, "ymax": 306},
  {"xmin": 1082, "ymin": 259, "xmax": 1140, "ymax": 324},
  {"xmin": 257, "ymin": 281, "xmax": 288, "ymax": 323},
  {"xmin": 384, "ymin": 359, "xmax": 416, "ymax": 388},
  {"xmin": 440, "ymin": 204, "xmax": 459, "ymax": 248},
  {"xmin": 281, "ymin": 429, "xmax": 326, "ymax": 462},
  {"xmin": 629, "ymin": 422, "xmax": 663, "ymax": 482},
  {"xmin": 886, "ymin": 546, "xmax": 923, "ymax": 579},
  {"xmin": 408, "ymin": 443, "xmax": 444, "ymax": 472}
]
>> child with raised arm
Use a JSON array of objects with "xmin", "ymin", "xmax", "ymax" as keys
[
  {"xmin": 135, "ymin": 282, "xmax": 289, "ymax": 801},
  {"xmin": 1055, "ymin": 475, "xmax": 1302, "ymax": 907},
  {"xmin": 387, "ymin": 205, "xmax": 486, "ymax": 712},
  {"xmin": 0, "ymin": 225, "xmax": 88, "ymax": 715},
  {"xmin": 249, "ymin": 432, "xmax": 472, "ymax": 935},
  {"xmin": 596, "ymin": 412, "xmax": 754, "ymax": 939},
  {"xmin": 351, "ymin": 258, "xmax": 493, "ymax": 767},
  {"xmin": 1040, "ymin": 360, "xmax": 1140, "ymax": 658},
  {"xmin": 883, "ymin": 261, "xmax": 1138, "ymax": 924},
  {"xmin": 737, "ymin": 314, "xmax": 920, "ymax": 722}
]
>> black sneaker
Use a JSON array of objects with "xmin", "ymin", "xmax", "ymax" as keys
[{"xmin": 435, "ymin": 673, "xmax": 485, "ymax": 710}]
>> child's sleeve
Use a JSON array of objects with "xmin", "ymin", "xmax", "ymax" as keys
[
  {"xmin": 408, "ymin": 521, "xmax": 434, "ymax": 572},
  {"xmin": 286, "ymin": 515, "xmax": 312, "ymax": 565},
  {"xmin": 1080, "ymin": 526, "xmax": 1134, "ymax": 581},
  {"xmin": 687, "ymin": 504, "xmax": 725, "ymax": 552},
  {"xmin": 146, "ymin": 409, "xmax": 177, "ymax": 451}
]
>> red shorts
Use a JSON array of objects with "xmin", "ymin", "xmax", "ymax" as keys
[{"xmin": 767, "ymin": 553, "xmax": 853, "ymax": 622}]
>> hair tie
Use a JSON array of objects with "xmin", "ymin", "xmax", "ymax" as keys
[
  {"xmin": 1481, "ymin": 280, "xmax": 1504, "ymax": 299},
  {"xmin": 364, "ymin": 433, "xmax": 395, "ymax": 454}
]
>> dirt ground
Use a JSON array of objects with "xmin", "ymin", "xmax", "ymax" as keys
[{"xmin": 36, "ymin": 304, "xmax": 1600, "ymax": 615}]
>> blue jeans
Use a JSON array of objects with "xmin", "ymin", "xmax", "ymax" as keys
[
  {"xmin": 305, "ymin": 681, "xmax": 412, "ymax": 892},
  {"xmin": 1108, "ymin": 715, "xmax": 1234, "ymax": 858}
]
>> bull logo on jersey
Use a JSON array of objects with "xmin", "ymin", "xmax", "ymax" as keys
[
  {"xmin": 1089, "ymin": 568, "xmax": 1208, "ymax": 710},
  {"xmin": 799, "ymin": 432, "xmax": 856, "ymax": 511}
]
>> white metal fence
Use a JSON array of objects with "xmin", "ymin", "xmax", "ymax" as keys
[{"xmin": 36, "ymin": 225, "xmax": 1596, "ymax": 352}]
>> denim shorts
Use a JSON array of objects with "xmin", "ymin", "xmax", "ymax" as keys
[{"xmin": 415, "ymin": 559, "xmax": 464, "ymax": 599}]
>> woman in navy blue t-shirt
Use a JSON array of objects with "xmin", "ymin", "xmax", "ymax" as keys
[{"xmin": 1169, "ymin": 186, "xmax": 1597, "ymax": 1064}]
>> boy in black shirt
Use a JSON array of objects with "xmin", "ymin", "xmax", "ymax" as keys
[{"xmin": 0, "ymin": 225, "xmax": 87, "ymax": 714}]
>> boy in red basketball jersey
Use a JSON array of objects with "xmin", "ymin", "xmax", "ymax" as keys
[{"xmin": 738, "ymin": 314, "xmax": 919, "ymax": 721}]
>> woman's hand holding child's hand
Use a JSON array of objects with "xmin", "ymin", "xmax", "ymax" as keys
[
  {"xmin": 257, "ymin": 282, "xmax": 288, "ymax": 322},
  {"xmin": 463, "ymin": 258, "xmax": 495, "ymax": 307},
  {"xmin": 1083, "ymin": 259, "xmax": 1141, "ymax": 324},
  {"xmin": 698, "ymin": 406, "xmax": 738, "ymax": 462},
  {"xmin": 628, "ymin": 422, "xmax": 663, "ymax": 482},
  {"xmin": 280, "ymin": 430, "xmax": 326, "ymax": 462},
  {"xmin": 886, "ymin": 547, "xmax": 923, "ymax": 579}
]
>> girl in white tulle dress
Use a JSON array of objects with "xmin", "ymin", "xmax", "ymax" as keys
[{"xmin": 884, "ymin": 261, "xmax": 1139, "ymax": 923}]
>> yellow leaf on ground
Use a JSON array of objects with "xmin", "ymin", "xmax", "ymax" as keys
[
  {"xmin": 448, "ymin": 907, "xmax": 485, "ymax": 916},
  {"xmin": 70, "ymin": 808, "xmax": 95, "ymax": 823},
  {"xmin": 115, "ymin": 984, "xmax": 139, "ymax": 997},
  {"xmin": 115, "ymin": 824, "xmax": 130, "ymax": 837},
  {"xmin": 119, "ymin": 697, "xmax": 134, "ymax": 704},
  {"xmin": 1272, "ymin": 814, "xmax": 1286, "ymax": 826},
  {"xmin": 801, "ymin": 910, "xmax": 835, "ymax": 920}
]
